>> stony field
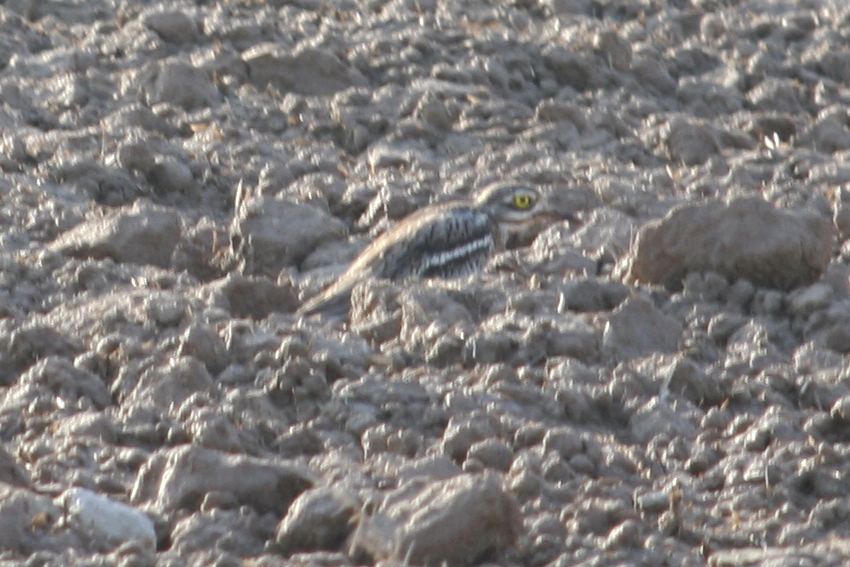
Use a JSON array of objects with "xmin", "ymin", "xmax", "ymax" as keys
[{"xmin": 2, "ymin": 0, "xmax": 850, "ymax": 566}]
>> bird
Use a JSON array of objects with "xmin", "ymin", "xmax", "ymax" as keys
[{"xmin": 297, "ymin": 181, "xmax": 575, "ymax": 318}]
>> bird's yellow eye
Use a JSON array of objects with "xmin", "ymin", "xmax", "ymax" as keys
[{"xmin": 513, "ymin": 193, "xmax": 533, "ymax": 209}]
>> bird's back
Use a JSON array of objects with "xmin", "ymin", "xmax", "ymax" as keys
[
  {"xmin": 298, "ymin": 201, "xmax": 495, "ymax": 317},
  {"xmin": 378, "ymin": 203, "xmax": 494, "ymax": 279}
]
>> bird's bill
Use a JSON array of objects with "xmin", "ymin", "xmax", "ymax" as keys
[
  {"xmin": 498, "ymin": 209, "xmax": 579, "ymax": 249},
  {"xmin": 539, "ymin": 210, "xmax": 580, "ymax": 225},
  {"xmin": 500, "ymin": 208, "xmax": 578, "ymax": 232}
]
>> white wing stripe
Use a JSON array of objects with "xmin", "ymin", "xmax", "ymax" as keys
[{"xmin": 421, "ymin": 234, "xmax": 493, "ymax": 271}]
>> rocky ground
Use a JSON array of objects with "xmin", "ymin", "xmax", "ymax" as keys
[{"xmin": 1, "ymin": 0, "xmax": 850, "ymax": 565}]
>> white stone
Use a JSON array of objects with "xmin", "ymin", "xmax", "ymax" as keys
[{"xmin": 62, "ymin": 488, "xmax": 156, "ymax": 551}]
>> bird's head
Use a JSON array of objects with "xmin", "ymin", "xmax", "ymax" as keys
[
  {"xmin": 474, "ymin": 182, "xmax": 576, "ymax": 230},
  {"xmin": 473, "ymin": 182, "xmax": 578, "ymax": 248}
]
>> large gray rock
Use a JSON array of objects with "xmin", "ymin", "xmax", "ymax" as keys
[
  {"xmin": 603, "ymin": 295, "xmax": 682, "ymax": 361},
  {"xmin": 142, "ymin": 59, "xmax": 220, "ymax": 110},
  {"xmin": 3, "ymin": 356, "xmax": 112, "ymax": 411},
  {"xmin": 0, "ymin": 485, "xmax": 61, "ymax": 552},
  {"xmin": 170, "ymin": 508, "xmax": 268, "ymax": 558},
  {"xmin": 123, "ymin": 356, "xmax": 214, "ymax": 410},
  {"xmin": 0, "ymin": 445, "xmax": 29, "ymax": 488},
  {"xmin": 626, "ymin": 198, "xmax": 834, "ymax": 290},
  {"xmin": 629, "ymin": 397, "xmax": 698, "ymax": 445},
  {"xmin": 353, "ymin": 473, "xmax": 521, "ymax": 566},
  {"xmin": 51, "ymin": 200, "xmax": 181, "ymax": 268},
  {"xmin": 142, "ymin": 9, "xmax": 200, "ymax": 44},
  {"xmin": 663, "ymin": 115, "xmax": 720, "ymax": 165},
  {"xmin": 202, "ymin": 273, "xmax": 300, "ymax": 318},
  {"xmin": 232, "ymin": 196, "xmax": 346, "ymax": 276},
  {"xmin": 243, "ymin": 43, "xmax": 367, "ymax": 96},
  {"xmin": 275, "ymin": 486, "xmax": 359, "ymax": 554},
  {"xmin": 130, "ymin": 445, "xmax": 315, "ymax": 515}
]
